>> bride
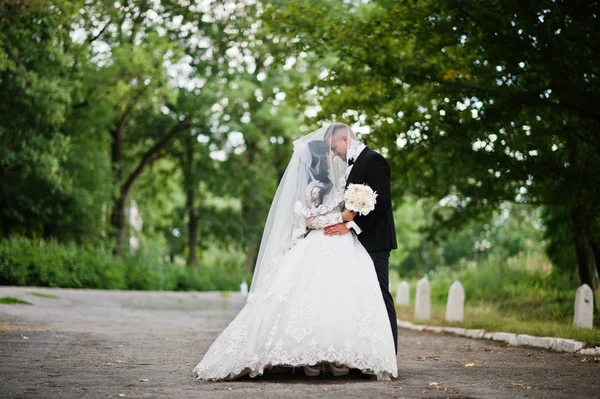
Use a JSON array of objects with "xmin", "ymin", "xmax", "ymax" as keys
[{"xmin": 193, "ymin": 124, "xmax": 398, "ymax": 381}]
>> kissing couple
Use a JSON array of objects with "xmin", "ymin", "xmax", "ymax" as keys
[{"xmin": 194, "ymin": 123, "xmax": 398, "ymax": 380}]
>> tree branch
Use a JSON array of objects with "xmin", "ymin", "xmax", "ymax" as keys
[
  {"xmin": 87, "ymin": 18, "xmax": 112, "ymax": 44},
  {"xmin": 120, "ymin": 117, "xmax": 192, "ymax": 197}
]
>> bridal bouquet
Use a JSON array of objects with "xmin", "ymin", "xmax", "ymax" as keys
[{"xmin": 344, "ymin": 183, "xmax": 378, "ymax": 216}]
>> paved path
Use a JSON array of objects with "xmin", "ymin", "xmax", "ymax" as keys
[{"xmin": 0, "ymin": 287, "xmax": 598, "ymax": 398}]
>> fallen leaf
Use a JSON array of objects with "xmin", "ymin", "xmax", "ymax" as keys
[
  {"xmin": 464, "ymin": 363, "xmax": 475, "ymax": 367},
  {"xmin": 139, "ymin": 378, "xmax": 149, "ymax": 382},
  {"xmin": 116, "ymin": 360, "xmax": 128, "ymax": 364},
  {"xmin": 512, "ymin": 381, "xmax": 535, "ymax": 390},
  {"xmin": 22, "ymin": 336, "xmax": 29, "ymax": 340},
  {"xmin": 581, "ymin": 357, "xmax": 600, "ymax": 364},
  {"xmin": 119, "ymin": 395, "xmax": 125, "ymax": 397},
  {"xmin": 429, "ymin": 382, "xmax": 439, "ymax": 386}
]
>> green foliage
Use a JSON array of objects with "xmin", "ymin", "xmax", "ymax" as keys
[
  {"xmin": 170, "ymin": 247, "xmax": 251, "ymax": 292},
  {"xmin": 0, "ymin": 237, "xmax": 251, "ymax": 292},
  {"xmin": 0, "ymin": 236, "xmax": 126, "ymax": 289},
  {"xmin": 427, "ymin": 253, "xmax": 576, "ymax": 322},
  {"xmin": 28, "ymin": 292, "xmax": 59, "ymax": 299},
  {"xmin": 396, "ymin": 251, "xmax": 600, "ymax": 343},
  {"xmin": 0, "ymin": 0, "xmax": 311, "ymax": 270},
  {"xmin": 392, "ymin": 201, "xmax": 550, "ymax": 279},
  {"xmin": 542, "ymin": 206, "xmax": 579, "ymax": 275},
  {"xmin": 0, "ymin": 296, "xmax": 31, "ymax": 305},
  {"xmin": 396, "ymin": 302, "xmax": 600, "ymax": 346},
  {"xmin": 265, "ymin": 0, "xmax": 600, "ymax": 287},
  {"xmin": 0, "ymin": 0, "xmax": 83, "ymax": 238},
  {"xmin": 1, "ymin": 0, "xmax": 595, "ymax": 339}
]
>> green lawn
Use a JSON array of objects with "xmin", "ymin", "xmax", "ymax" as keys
[
  {"xmin": 29, "ymin": 292, "xmax": 59, "ymax": 299},
  {"xmin": 397, "ymin": 302, "xmax": 600, "ymax": 347},
  {"xmin": 0, "ymin": 296, "xmax": 32, "ymax": 305}
]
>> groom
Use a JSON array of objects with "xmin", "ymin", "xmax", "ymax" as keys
[{"xmin": 324, "ymin": 123, "xmax": 398, "ymax": 354}]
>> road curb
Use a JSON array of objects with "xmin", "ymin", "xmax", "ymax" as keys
[{"xmin": 397, "ymin": 319, "xmax": 600, "ymax": 354}]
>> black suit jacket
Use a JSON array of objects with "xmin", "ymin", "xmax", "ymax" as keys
[{"xmin": 346, "ymin": 147, "xmax": 398, "ymax": 252}]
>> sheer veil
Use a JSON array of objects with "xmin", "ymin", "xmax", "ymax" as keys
[{"xmin": 248, "ymin": 123, "xmax": 355, "ymax": 300}]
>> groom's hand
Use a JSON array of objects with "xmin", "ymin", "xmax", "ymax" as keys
[
  {"xmin": 324, "ymin": 223, "xmax": 350, "ymax": 236},
  {"xmin": 341, "ymin": 210, "xmax": 357, "ymax": 222}
]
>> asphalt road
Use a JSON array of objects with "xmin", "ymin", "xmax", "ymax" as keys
[{"xmin": 1, "ymin": 287, "xmax": 598, "ymax": 398}]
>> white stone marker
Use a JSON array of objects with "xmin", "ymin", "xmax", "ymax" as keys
[
  {"xmin": 396, "ymin": 281, "xmax": 410, "ymax": 306},
  {"xmin": 414, "ymin": 277, "xmax": 431, "ymax": 321},
  {"xmin": 573, "ymin": 284, "xmax": 594, "ymax": 329},
  {"xmin": 127, "ymin": 200, "xmax": 143, "ymax": 252},
  {"xmin": 240, "ymin": 281, "xmax": 249, "ymax": 295},
  {"xmin": 445, "ymin": 280, "xmax": 465, "ymax": 322}
]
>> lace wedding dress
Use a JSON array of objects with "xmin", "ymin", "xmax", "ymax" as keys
[{"xmin": 193, "ymin": 179, "xmax": 398, "ymax": 381}]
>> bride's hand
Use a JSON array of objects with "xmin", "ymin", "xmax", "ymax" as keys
[
  {"xmin": 324, "ymin": 223, "xmax": 350, "ymax": 236},
  {"xmin": 341, "ymin": 209, "xmax": 356, "ymax": 221}
]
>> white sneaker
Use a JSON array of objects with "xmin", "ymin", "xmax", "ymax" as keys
[
  {"xmin": 303, "ymin": 365, "xmax": 321, "ymax": 376},
  {"xmin": 330, "ymin": 363, "xmax": 349, "ymax": 376}
]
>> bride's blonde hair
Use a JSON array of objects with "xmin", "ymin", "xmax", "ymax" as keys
[{"xmin": 323, "ymin": 123, "xmax": 357, "ymax": 142}]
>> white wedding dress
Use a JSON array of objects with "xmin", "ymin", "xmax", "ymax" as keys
[{"xmin": 193, "ymin": 180, "xmax": 398, "ymax": 381}]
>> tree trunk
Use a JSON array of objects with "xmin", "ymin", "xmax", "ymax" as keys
[
  {"xmin": 187, "ymin": 210, "xmax": 198, "ymax": 268},
  {"xmin": 111, "ymin": 117, "xmax": 191, "ymax": 254},
  {"xmin": 591, "ymin": 239, "xmax": 600, "ymax": 282},
  {"xmin": 108, "ymin": 90, "xmax": 151, "ymax": 254},
  {"xmin": 246, "ymin": 246, "xmax": 257, "ymax": 273},
  {"xmin": 181, "ymin": 132, "xmax": 199, "ymax": 268},
  {"xmin": 590, "ymin": 237, "xmax": 600, "ymax": 309},
  {"xmin": 111, "ymin": 195, "xmax": 127, "ymax": 255},
  {"xmin": 110, "ymin": 118, "xmax": 125, "ymax": 184},
  {"xmin": 567, "ymin": 136, "xmax": 599, "ymax": 305},
  {"xmin": 110, "ymin": 118, "xmax": 125, "ymax": 254},
  {"xmin": 571, "ymin": 206, "xmax": 599, "ymax": 297}
]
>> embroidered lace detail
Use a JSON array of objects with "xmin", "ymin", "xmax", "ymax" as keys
[
  {"xmin": 307, "ymin": 212, "xmax": 342, "ymax": 229},
  {"xmin": 264, "ymin": 282, "xmax": 293, "ymax": 302},
  {"xmin": 258, "ymin": 255, "xmax": 283, "ymax": 296},
  {"xmin": 265, "ymin": 313, "xmax": 282, "ymax": 350},
  {"xmin": 193, "ymin": 338, "xmax": 397, "ymax": 381},
  {"xmin": 208, "ymin": 323, "xmax": 249, "ymax": 358},
  {"xmin": 294, "ymin": 181, "xmax": 344, "ymax": 230},
  {"xmin": 257, "ymin": 179, "xmax": 345, "ymax": 302},
  {"xmin": 284, "ymin": 300, "xmax": 316, "ymax": 343},
  {"xmin": 355, "ymin": 299, "xmax": 385, "ymax": 344}
]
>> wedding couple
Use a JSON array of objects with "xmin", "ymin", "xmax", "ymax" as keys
[{"xmin": 193, "ymin": 123, "xmax": 398, "ymax": 381}]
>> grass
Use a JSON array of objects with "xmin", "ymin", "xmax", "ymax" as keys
[
  {"xmin": 0, "ymin": 296, "xmax": 32, "ymax": 305},
  {"xmin": 220, "ymin": 291, "xmax": 231, "ymax": 298},
  {"xmin": 29, "ymin": 292, "xmax": 59, "ymax": 299},
  {"xmin": 396, "ymin": 302, "xmax": 600, "ymax": 347}
]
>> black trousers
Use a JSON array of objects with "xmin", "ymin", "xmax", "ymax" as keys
[{"xmin": 367, "ymin": 250, "xmax": 398, "ymax": 354}]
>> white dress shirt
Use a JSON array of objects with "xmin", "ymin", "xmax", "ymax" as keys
[{"xmin": 345, "ymin": 139, "xmax": 366, "ymax": 235}]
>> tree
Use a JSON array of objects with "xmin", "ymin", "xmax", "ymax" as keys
[
  {"xmin": 173, "ymin": 0, "xmax": 322, "ymax": 271},
  {"xmin": 69, "ymin": 0, "xmax": 199, "ymax": 253},
  {"xmin": 264, "ymin": 0, "xmax": 600, "ymax": 291},
  {"xmin": 0, "ymin": 0, "xmax": 99, "ymax": 239}
]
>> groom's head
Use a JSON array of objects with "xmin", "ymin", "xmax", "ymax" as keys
[{"xmin": 324, "ymin": 123, "xmax": 357, "ymax": 161}]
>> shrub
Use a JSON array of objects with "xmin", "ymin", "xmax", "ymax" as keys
[{"xmin": 0, "ymin": 237, "xmax": 251, "ymax": 292}]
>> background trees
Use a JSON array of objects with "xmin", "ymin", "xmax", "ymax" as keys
[
  {"xmin": 264, "ymin": 0, "xmax": 600, "ymax": 293},
  {"xmin": 1, "ymin": 0, "xmax": 598, "ymax": 329}
]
